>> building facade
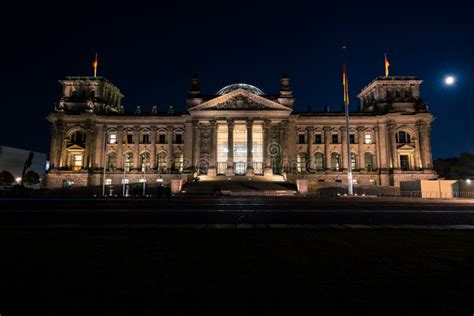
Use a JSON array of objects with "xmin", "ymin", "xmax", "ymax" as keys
[{"xmin": 45, "ymin": 74, "xmax": 437, "ymax": 190}]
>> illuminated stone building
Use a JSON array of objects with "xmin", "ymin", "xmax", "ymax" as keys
[{"xmin": 45, "ymin": 74, "xmax": 437, "ymax": 190}]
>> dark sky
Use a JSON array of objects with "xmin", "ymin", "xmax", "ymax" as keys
[{"xmin": 1, "ymin": 1, "xmax": 472, "ymax": 158}]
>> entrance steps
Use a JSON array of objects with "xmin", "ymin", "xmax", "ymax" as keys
[{"xmin": 181, "ymin": 179, "xmax": 297, "ymax": 197}]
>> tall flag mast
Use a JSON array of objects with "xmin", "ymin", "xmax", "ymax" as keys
[
  {"xmin": 342, "ymin": 46, "xmax": 353, "ymax": 196},
  {"xmin": 385, "ymin": 53, "xmax": 390, "ymax": 77},
  {"xmin": 93, "ymin": 53, "xmax": 98, "ymax": 77}
]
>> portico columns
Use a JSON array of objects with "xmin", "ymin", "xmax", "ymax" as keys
[
  {"xmin": 226, "ymin": 119, "xmax": 234, "ymax": 176},
  {"xmin": 263, "ymin": 119, "xmax": 273, "ymax": 176},
  {"xmin": 246, "ymin": 119, "xmax": 254, "ymax": 176},
  {"xmin": 117, "ymin": 126, "xmax": 124, "ymax": 169},
  {"xmin": 150, "ymin": 127, "xmax": 157, "ymax": 169},
  {"xmin": 208, "ymin": 120, "xmax": 217, "ymax": 176},
  {"xmin": 323, "ymin": 126, "xmax": 331, "ymax": 171},
  {"xmin": 192, "ymin": 120, "xmax": 200, "ymax": 170},
  {"xmin": 306, "ymin": 126, "xmax": 314, "ymax": 170},
  {"xmin": 357, "ymin": 126, "xmax": 365, "ymax": 170}
]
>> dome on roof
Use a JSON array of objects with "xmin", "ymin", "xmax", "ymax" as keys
[{"xmin": 216, "ymin": 83, "xmax": 265, "ymax": 96}]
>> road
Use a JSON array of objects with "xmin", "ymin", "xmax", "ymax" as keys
[{"xmin": 1, "ymin": 197, "xmax": 474, "ymax": 228}]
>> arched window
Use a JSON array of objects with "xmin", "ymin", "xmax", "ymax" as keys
[
  {"xmin": 297, "ymin": 153, "xmax": 307, "ymax": 172},
  {"xmin": 174, "ymin": 152, "xmax": 184, "ymax": 172},
  {"xmin": 351, "ymin": 153, "xmax": 357, "ymax": 170},
  {"xmin": 70, "ymin": 130, "xmax": 86, "ymax": 146},
  {"xmin": 314, "ymin": 152, "xmax": 324, "ymax": 171},
  {"xmin": 331, "ymin": 153, "xmax": 341, "ymax": 171},
  {"xmin": 157, "ymin": 152, "xmax": 167, "ymax": 171},
  {"xmin": 125, "ymin": 153, "xmax": 133, "ymax": 172},
  {"xmin": 141, "ymin": 152, "xmax": 151, "ymax": 171},
  {"xmin": 364, "ymin": 153, "xmax": 374, "ymax": 171},
  {"xmin": 107, "ymin": 152, "xmax": 117, "ymax": 170},
  {"xmin": 396, "ymin": 131, "xmax": 411, "ymax": 144}
]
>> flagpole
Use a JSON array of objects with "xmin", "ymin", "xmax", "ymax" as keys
[{"xmin": 343, "ymin": 46, "xmax": 353, "ymax": 196}]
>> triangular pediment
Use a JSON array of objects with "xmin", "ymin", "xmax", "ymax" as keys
[
  {"xmin": 397, "ymin": 144, "xmax": 415, "ymax": 151},
  {"xmin": 189, "ymin": 89, "xmax": 292, "ymax": 112},
  {"xmin": 66, "ymin": 144, "xmax": 85, "ymax": 151}
]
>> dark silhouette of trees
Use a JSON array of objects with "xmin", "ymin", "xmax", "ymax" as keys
[{"xmin": 433, "ymin": 153, "xmax": 474, "ymax": 180}]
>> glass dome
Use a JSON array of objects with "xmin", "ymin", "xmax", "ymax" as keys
[{"xmin": 216, "ymin": 83, "xmax": 265, "ymax": 96}]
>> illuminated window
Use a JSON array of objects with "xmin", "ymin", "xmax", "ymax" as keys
[
  {"xmin": 365, "ymin": 152, "xmax": 373, "ymax": 171},
  {"xmin": 351, "ymin": 153, "xmax": 357, "ymax": 170},
  {"xmin": 125, "ymin": 153, "xmax": 133, "ymax": 172},
  {"xmin": 217, "ymin": 124, "xmax": 228, "ymax": 175},
  {"xmin": 73, "ymin": 154, "xmax": 83, "ymax": 171},
  {"xmin": 105, "ymin": 179, "xmax": 112, "ymax": 185},
  {"xmin": 141, "ymin": 153, "xmax": 151, "ymax": 171},
  {"xmin": 157, "ymin": 152, "xmax": 167, "ymax": 171},
  {"xmin": 365, "ymin": 134, "xmax": 372, "ymax": 144},
  {"xmin": 107, "ymin": 152, "xmax": 117, "ymax": 170},
  {"xmin": 233, "ymin": 124, "xmax": 247, "ymax": 175},
  {"xmin": 314, "ymin": 152, "xmax": 324, "ymax": 171},
  {"xmin": 109, "ymin": 133, "xmax": 117, "ymax": 144},
  {"xmin": 252, "ymin": 124, "xmax": 264, "ymax": 174},
  {"xmin": 331, "ymin": 153, "xmax": 340, "ymax": 171},
  {"xmin": 174, "ymin": 153, "xmax": 184, "ymax": 172},
  {"xmin": 297, "ymin": 153, "xmax": 306, "ymax": 172}
]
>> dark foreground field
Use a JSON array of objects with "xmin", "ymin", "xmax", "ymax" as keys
[{"xmin": 1, "ymin": 228, "xmax": 474, "ymax": 315}]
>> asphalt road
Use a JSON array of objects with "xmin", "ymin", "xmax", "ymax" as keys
[{"xmin": 1, "ymin": 197, "xmax": 474, "ymax": 227}]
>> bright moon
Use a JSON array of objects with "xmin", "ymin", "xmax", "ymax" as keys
[{"xmin": 445, "ymin": 76, "xmax": 455, "ymax": 85}]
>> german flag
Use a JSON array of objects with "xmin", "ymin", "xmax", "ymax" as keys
[
  {"xmin": 342, "ymin": 49, "xmax": 349, "ymax": 107},
  {"xmin": 93, "ymin": 53, "xmax": 98, "ymax": 77},
  {"xmin": 385, "ymin": 53, "xmax": 390, "ymax": 77}
]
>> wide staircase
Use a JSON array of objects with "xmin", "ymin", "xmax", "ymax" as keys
[{"xmin": 181, "ymin": 176, "xmax": 298, "ymax": 197}]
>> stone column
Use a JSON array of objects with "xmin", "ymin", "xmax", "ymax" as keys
[
  {"xmin": 281, "ymin": 120, "xmax": 290, "ymax": 173},
  {"xmin": 246, "ymin": 119, "xmax": 254, "ymax": 176},
  {"xmin": 374, "ymin": 126, "xmax": 381, "ymax": 171},
  {"xmin": 226, "ymin": 119, "xmax": 234, "ymax": 176},
  {"xmin": 117, "ymin": 126, "xmax": 124, "ymax": 169},
  {"xmin": 341, "ymin": 126, "xmax": 347, "ymax": 170},
  {"xmin": 133, "ymin": 126, "xmax": 140, "ymax": 170},
  {"xmin": 192, "ymin": 120, "xmax": 200, "ymax": 170},
  {"xmin": 167, "ymin": 126, "xmax": 174, "ymax": 170},
  {"xmin": 357, "ymin": 126, "xmax": 365, "ymax": 170},
  {"xmin": 377, "ymin": 124, "xmax": 389, "ymax": 170},
  {"xmin": 263, "ymin": 119, "xmax": 273, "ymax": 176},
  {"xmin": 418, "ymin": 122, "xmax": 433, "ymax": 169},
  {"xmin": 49, "ymin": 124, "xmax": 63, "ymax": 169},
  {"xmin": 323, "ymin": 126, "xmax": 331, "ymax": 171},
  {"xmin": 150, "ymin": 127, "xmax": 157, "ymax": 170},
  {"xmin": 306, "ymin": 126, "xmax": 314, "ymax": 171},
  {"xmin": 387, "ymin": 122, "xmax": 398, "ymax": 169},
  {"xmin": 208, "ymin": 120, "xmax": 217, "ymax": 176}
]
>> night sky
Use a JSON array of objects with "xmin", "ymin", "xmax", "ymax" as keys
[{"xmin": 1, "ymin": 1, "xmax": 472, "ymax": 158}]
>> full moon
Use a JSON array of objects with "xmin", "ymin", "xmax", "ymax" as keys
[{"xmin": 445, "ymin": 76, "xmax": 455, "ymax": 85}]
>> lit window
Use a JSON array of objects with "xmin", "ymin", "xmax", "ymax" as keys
[
  {"xmin": 297, "ymin": 153, "xmax": 307, "ymax": 172},
  {"xmin": 365, "ymin": 134, "xmax": 372, "ymax": 144},
  {"xmin": 105, "ymin": 179, "xmax": 112, "ymax": 185},
  {"xmin": 109, "ymin": 133, "xmax": 117, "ymax": 144},
  {"xmin": 73, "ymin": 154, "xmax": 83, "ymax": 171}
]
